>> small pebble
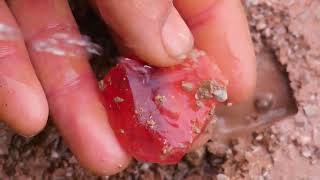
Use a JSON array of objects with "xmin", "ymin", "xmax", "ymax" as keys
[
  {"xmin": 213, "ymin": 88, "xmax": 228, "ymax": 102},
  {"xmin": 217, "ymin": 174, "xmax": 230, "ymax": 180},
  {"xmin": 114, "ymin": 96, "xmax": 124, "ymax": 103},
  {"xmin": 98, "ymin": 80, "xmax": 105, "ymax": 90},
  {"xmin": 302, "ymin": 149, "xmax": 312, "ymax": 158},
  {"xmin": 146, "ymin": 119, "xmax": 156, "ymax": 128},
  {"xmin": 255, "ymin": 134, "xmax": 264, "ymax": 141},
  {"xmin": 303, "ymin": 105, "xmax": 318, "ymax": 117},
  {"xmin": 181, "ymin": 81, "xmax": 194, "ymax": 92},
  {"xmin": 155, "ymin": 95, "xmax": 166, "ymax": 104},
  {"xmin": 51, "ymin": 151, "xmax": 59, "ymax": 159},
  {"xmin": 192, "ymin": 125, "xmax": 201, "ymax": 134}
]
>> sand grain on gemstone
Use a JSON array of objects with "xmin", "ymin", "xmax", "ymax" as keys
[
  {"xmin": 114, "ymin": 96, "xmax": 124, "ymax": 103},
  {"xmin": 155, "ymin": 95, "xmax": 166, "ymax": 104},
  {"xmin": 181, "ymin": 81, "xmax": 194, "ymax": 92}
]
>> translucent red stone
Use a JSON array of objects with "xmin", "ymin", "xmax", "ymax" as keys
[{"xmin": 102, "ymin": 55, "xmax": 227, "ymax": 164}]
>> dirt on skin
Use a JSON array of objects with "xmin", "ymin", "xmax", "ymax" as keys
[{"xmin": 1, "ymin": 0, "xmax": 320, "ymax": 179}]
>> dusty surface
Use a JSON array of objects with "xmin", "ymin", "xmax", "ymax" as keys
[{"xmin": 1, "ymin": 0, "xmax": 320, "ymax": 179}]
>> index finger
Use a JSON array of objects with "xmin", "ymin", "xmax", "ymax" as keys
[
  {"xmin": 174, "ymin": 0, "xmax": 256, "ymax": 103},
  {"xmin": 93, "ymin": 0, "xmax": 194, "ymax": 67}
]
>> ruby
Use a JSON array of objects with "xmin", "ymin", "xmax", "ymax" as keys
[{"xmin": 102, "ymin": 50, "xmax": 228, "ymax": 164}]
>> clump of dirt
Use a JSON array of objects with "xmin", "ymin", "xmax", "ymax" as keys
[
  {"xmin": 1, "ymin": 0, "xmax": 320, "ymax": 179},
  {"xmin": 195, "ymin": 80, "xmax": 228, "ymax": 103}
]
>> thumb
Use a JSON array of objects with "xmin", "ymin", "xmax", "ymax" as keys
[{"xmin": 93, "ymin": 0, "xmax": 194, "ymax": 67}]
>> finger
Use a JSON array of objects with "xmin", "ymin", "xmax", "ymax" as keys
[
  {"xmin": 9, "ymin": 0, "xmax": 130, "ymax": 175},
  {"xmin": 93, "ymin": 0, "xmax": 194, "ymax": 67},
  {"xmin": 174, "ymin": 0, "xmax": 256, "ymax": 102},
  {"xmin": 0, "ymin": 1, "xmax": 48, "ymax": 136}
]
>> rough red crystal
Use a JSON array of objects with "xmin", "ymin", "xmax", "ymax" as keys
[{"xmin": 102, "ymin": 51, "xmax": 228, "ymax": 164}]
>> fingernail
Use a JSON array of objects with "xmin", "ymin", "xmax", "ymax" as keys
[
  {"xmin": 21, "ymin": 133, "xmax": 37, "ymax": 138},
  {"xmin": 162, "ymin": 9, "xmax": 194, "ymax": 60}
]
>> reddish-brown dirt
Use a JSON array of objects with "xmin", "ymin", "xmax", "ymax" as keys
[{"xmin": 1, "ymin": 0, "xmax": 320, "ymax": 179}]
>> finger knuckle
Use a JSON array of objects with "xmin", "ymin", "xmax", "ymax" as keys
[
  {"xmin": 0, "ymin": 42, "xmax": 18, "ymax": 60},
  {"xmin": 45, "ymin": 72, "xmax": 95, "ymax": 102}
]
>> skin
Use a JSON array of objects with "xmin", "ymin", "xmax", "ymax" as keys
[{"xmin": 0, "ymin": 0, "xmax": 256, "ymax": 175}]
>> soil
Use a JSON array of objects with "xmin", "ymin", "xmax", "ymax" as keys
[{"xmin": 1, "ymin": 0, "xmax": 320, "ymax": 179}]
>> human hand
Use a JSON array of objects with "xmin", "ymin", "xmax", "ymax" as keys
[{"xmin": 0, "ymin": 0, "xmax": 255, "ymax": 175}]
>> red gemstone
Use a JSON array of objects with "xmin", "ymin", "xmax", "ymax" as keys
[{"xmin": 102, "ymin": 51, "xmax": 228, "ymax": 164}]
